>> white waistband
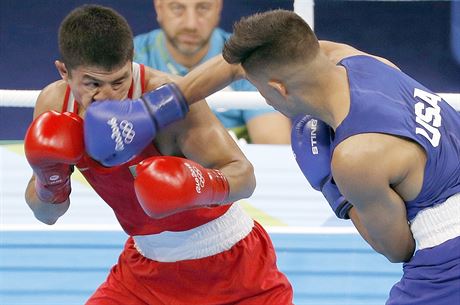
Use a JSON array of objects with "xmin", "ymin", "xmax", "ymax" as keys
[
  {"xmin": 410, "ymin": 193, "xmax": 460, "ymax": 250},
  {"xmin": 133, "ymin": 203, "xmax": 254, "ymax": 262}
]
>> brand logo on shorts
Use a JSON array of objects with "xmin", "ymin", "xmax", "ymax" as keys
[
  {"xmin": 184, "ymin": 162, "xmax": 205, "ymax": 193},
  {"xmin": 107, "ymin": 117, "xmax": 136, "ymax": 151}
]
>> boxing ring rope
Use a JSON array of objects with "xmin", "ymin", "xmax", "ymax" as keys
[{"xmin": 1, "ymin": 89, "xmax": 460, "ymax": 110}]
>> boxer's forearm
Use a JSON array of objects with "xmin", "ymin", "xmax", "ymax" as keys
[
  {"xmin": 349, "ymin": 207, "xmax": 414, "ymax": 263},
  {"xmin": 177, "ymin": 55, "xmax": 245, "ymax": 104}
]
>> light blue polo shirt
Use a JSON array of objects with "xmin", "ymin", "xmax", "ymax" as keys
[{"xmin": 134, "ymin": 28, "xmax": 275, "ymax": 141}]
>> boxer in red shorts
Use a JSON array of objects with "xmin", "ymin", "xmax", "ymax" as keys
[{"xmin": 24, "ymin": 5, "xmax": 293, "ymax": 304}]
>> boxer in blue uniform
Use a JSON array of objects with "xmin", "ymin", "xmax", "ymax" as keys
[{"xmin": 169, "ymin": 9, "xmax": 460, "ymax": 305}]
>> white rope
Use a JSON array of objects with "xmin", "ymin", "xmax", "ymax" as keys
[
  {"xmin": 0, "ymin": 89, "xmax": 459, "ymax": 111},
  {"xmin": 0, "ymin": 90, "xmax": 40, "ymax": 107}
]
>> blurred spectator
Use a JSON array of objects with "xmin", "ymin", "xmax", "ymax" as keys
[{"xmin": 134, "ymin": 0, "xmax": 291, "ymax": 144}]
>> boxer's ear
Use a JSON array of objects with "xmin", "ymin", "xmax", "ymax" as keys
[
  {"xmin": 55, "ymin": 60, "xmax": 69, "ymax": 81},
  {"xmin": 268, "ymin": 80, "xmax": 287, "ymax": 98}
]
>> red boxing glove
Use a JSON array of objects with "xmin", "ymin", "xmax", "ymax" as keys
[
  {"xmin": 24, "ymin": 111, "xmax": 84, "ymax": 203},
  {"xmin": 134, "ymin": 156, "xmax": 230, "ymax": 219}
]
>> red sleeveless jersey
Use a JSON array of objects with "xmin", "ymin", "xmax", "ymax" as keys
[{"xmin": 63, "ymin": 63, "xmax": 230, "ymax": 236}]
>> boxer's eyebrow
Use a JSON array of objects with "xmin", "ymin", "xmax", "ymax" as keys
[
  {"xmin": 110, "ymin": 72, "xmax": 130, "ymax": 83},
  {"xmin": 82, "ymin": 72, "xmax": 129, "ymax": 84}
]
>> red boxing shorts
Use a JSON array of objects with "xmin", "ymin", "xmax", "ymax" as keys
[{"xmin": 86, "ymin": 204, "xmax": 293, "ymax": 305}]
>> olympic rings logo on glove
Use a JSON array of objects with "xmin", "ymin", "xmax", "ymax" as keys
[
  {"xmin": 119, "ymin": 120, "xmax": 136, "ymax": 144},
  {"xmin": 107, "ymin": 117, "xmax": 136, "ymax": 151}
]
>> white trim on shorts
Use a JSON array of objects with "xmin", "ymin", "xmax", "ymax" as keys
[
  {"xmin": 410, "ymin": 193, "xmax": 460, "ymax": 250},
  {"xmin": 132, "ymin": 203, "xmax": 254, "ymax": 262}
]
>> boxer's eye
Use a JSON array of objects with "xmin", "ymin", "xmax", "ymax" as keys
[
  {"xmin": 84, "ymin": 82, "xmax": 99, "ymax": 90},
  {"xmin": 111, "ymin": 82, "xmax": 124, "ymax": 90}
]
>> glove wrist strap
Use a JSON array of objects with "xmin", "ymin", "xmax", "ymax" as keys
[
  {"xmin": 35, "ymin": 178, "xmax": 71, "ymax": 204},
  {"xmin": 207, "ymin": 169, "xmax": 230, "ymax": 204},
  {"xmin": 142, "ymin": 83, "xmax": 189, "ymax": 129}
]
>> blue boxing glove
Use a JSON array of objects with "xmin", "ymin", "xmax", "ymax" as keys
[
  {"xmin": 84, "ymin": 83, "xmax": 189, "ymax": 166},
  {"xmin": 291, "ymin": 115, "xmax": 352, "ymax": 219}
]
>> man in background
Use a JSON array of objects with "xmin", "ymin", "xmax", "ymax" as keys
[{"xmin": 134, "ymin": 0, "xmax": 291, "ymax": 144}]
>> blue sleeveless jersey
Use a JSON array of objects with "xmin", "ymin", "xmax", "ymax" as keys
[{"xmin": 332, "ymin": 55, "xmax": 460, "ymax": 220}]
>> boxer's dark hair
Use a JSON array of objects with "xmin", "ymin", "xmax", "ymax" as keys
[
  {"xmin": 223, "ymin": 9, "xmax": 319, "ymax": 76},
  {"xmin": 59, "ymin": 4, "xmax": 134, "ymax": 72}
]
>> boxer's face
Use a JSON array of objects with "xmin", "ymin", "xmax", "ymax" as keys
[
  {"xmin": 59, "ymin": 61, "xmax": 133, "ymax": 113},
  {"xmin": 155, "ymin": 0, "xmax": 222, "ymax": 56}
]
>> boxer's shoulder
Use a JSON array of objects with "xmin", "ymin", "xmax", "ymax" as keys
[
  {"xmin": 35, "ymin": 80, "xmax": 68, "ymax": 115},
  {"xmin": 143, "ymin": 66, "xmax": 181, "ymax": 92}
]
